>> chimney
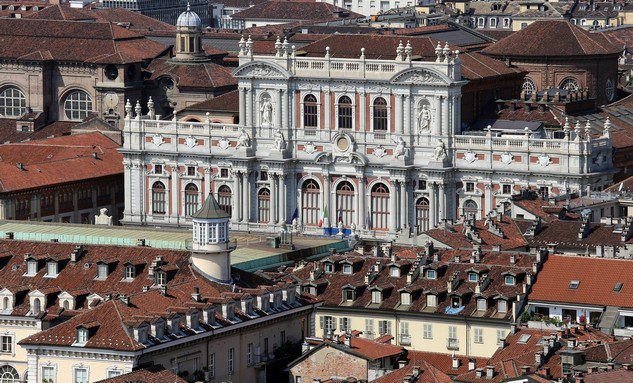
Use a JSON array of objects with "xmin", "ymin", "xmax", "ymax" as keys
[
  {"xmin": 191, "ymin": 286, "xmax": 201, "ymax": 302},
  {"xmin": 344, "ymin": 332, "xmax": 351, "ymax": 347},
  {"xmin": 520, "ymin": 366, "xmax": 530, "ymax": 375},
  {"xmin": 119, "ymin": 294, "xmax": 129, "ymax": 306},
  {"xmin": 535, "ymin": 352, "xmax": 543, "ymax": 366},
  {"xmin": 499, "ymin": 338, "xmax": 506, "ymax": 348},
  {"xmin": 468, "ymin": 359, "xmax": 476, "ymax": 371},
  {"xmin": 475, "ymin": 368, "xmax": 484, "ymax": 378},
  {"xmin": 607, "ymin": 362, "xmax": 615, "ymax": 370},
  {"xmin": 452, "ymin": 356, "xmax": 460, "ymax": 369},
  {"xmin": 160, "ymin": 285, "xmax": 167, "ymax": 296},
  {"xmin": 136, "ymin": 239, "xmax": 146, "ymax": 247},
  {"xmin": 486, "ymin": 365, "xmax": 495, "ymax": 379},
  {"xmin": 301, "ymin": 341, "xmax": 310, "ymax": 353},
  {"xmin": 4, "ymin": 232, "xmax": 13, "ymax": 239},
  {"xmin": 510, "ymin": 254, "xmax": 516, "ymax": 264},
  {"xmin": 542, "ymin": 367, "xmax": 551, "ymax": 377}
]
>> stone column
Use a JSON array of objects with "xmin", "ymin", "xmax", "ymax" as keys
[
  {"xmin": 485, "ymin": 183, "xmax": 493, "ymax": 216},
  {"xmin": 204, "ymin": 167, "xmax": 211, "ymax": 198},
  {"xmin": 429, "ymin": 183, "xmax": 436, "ymax": 228},
  {"xmin": 324, "ymin": 89, "xmax": 331, "ymax": 130},
  {"xmin": 400, "ymin": 180, "xmax": 407, "ymax": 230},
  {"xmin": 359, "ymin": 90, "xmax": 366, "ymax": 132},
  {"xmin": 239, "ymin": 87, "xmax": 246, "ymax": 126},
  {"xmin": 323, "ymin": 174, "xmax": 331, "ymax": 227},
  {"xmin": 242, "ymin": 172, "xmax": 250, "ymax": 223},
  {"xmin": 269, "ymin": 174, "xmax": 277, "ymax": 225},
  {"xmin": 404, "ymin": 95, "xmax": 411, "ymax": 135},
  {"xmin": 357, "ymin": 176, "xmax": 366, "ymax": 228},
  {"xmin": 279, "ymin": 173, "xmax": 287, "ymax": 223},
  {"xmin": 282, "ymin": 89, "xmax": 289, "ymax": 129},
  {"xmin": 455, "ymin": 95, "xmax": 462, "ymax": 135},
  {"xmin": 442, "ymin": 95, "xmax": 449, "ymax": 136},
  {"xmin": 434, "ymin": 96, "xmax": 442, "ymax": 136},
  {"xmin": 389, "ymin": 182, "xmax": 398, "ymax": 232},
  {"xmin": 395, "ymin": 94, "xmax": 403, "ymax": 134},
  {"xmin": 246, "ymin": 88, "xmax": 253, "ymax": 127},
  {"xmin": 124, "ymin": 163, "xmax": 132, "ymax": 218},
  {"xmin": 276, "ymin": 89, "xmax": 283, "ymax": 129},
  {"xmin": 234, "ymin": 171, "xmax": 242, "ymax": 222},
  {"xmin": 438, "ymin": 182, "xmax": 445, "ymax": 224},
  {"xmin": 171, "ymin": 164, "xmax": 179, "ymax": 221}
]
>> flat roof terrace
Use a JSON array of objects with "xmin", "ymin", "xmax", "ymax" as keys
[{"xmin": 0, "ymin": 220, "xmax": 349, "ymax": 271}]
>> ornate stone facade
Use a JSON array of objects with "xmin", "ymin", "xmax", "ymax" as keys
[{"xmin": 122, "ymin": 37, "xmax": 614, "ymax": 240}]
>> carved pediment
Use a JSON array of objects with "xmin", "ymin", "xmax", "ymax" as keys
[
  {"xmin": 233, "ymin": 62, "xmax": 291, "ymax": 79},
  {"xmin": 390, "ymin": 68, "xmax": 449, "ymax": 85}
]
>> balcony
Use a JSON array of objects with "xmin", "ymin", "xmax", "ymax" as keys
[
  {"xmin": 446, "ymin": 338, "xmax": 459, "ymax": 350},
  {"xmin": 400, "ymin": 334, "xmax": 411, "ymax": 345}
]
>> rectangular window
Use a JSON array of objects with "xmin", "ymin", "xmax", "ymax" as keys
[
  {"xmin": 426, "ymin": 294, "xmax": 437, "ymax": 307},
  {"xmin": 247, "ymin": 343, "xmax": 253, "ymax": 365},
  {"xmin": 423, "ymin": 323, "xmax": 432, "ymax": 339},
  {"xmin": 0, "ymin": 335, "xmax": 11, "ymax": 353},
  {"xmin": 449, "ymin": 326, "xmax": 457, "ymax": 340},
  {"xmin": 498, "ymin": 300, "xmax": 508, "ymax": 313},
  {"xmin": 187, "ymin": 166, "xmax": 196, "ymax": 176},
  {"xmin": 74, "ymin": 368, "xmax": 88, "ymax": 383},
  {"xmin": 365, "ymin": 319, "xmax": 374, "ymax": 338},
  {"xmin": 466, "ymin": 182, "xmax": 475, "ymax": 192},
  {"xmin": 42, "ymin": 366, "xmax": 55, "ymax": 383},
  {"xmin": 372, "ymin": 290, "xmax": 382, "ymax": 304},
  {"xmin": 264, "ymin": 337, "xmax": 269, "ymax": 356},
  {"xmin": 107, "ymin": 370, "xmax": 122, "ymax": 378},
  {"xmin": 281, "ymin": 330, "xmax": 286, "ymax": 344},
  {"xmin": 27, "ymin": 261, "xmax": 37, "ymax": 275},
  {"xmin": 418, "ymin": 180, "xmax": 427, "ymax": 190},
  {"xmin": 154, "ymin": 164, "xmax": 162, "ymax": 174},
  {"xmin": 220, "ymin": 168, "xmax": 229, "ymax": 178},
  {"xmin": 502, "ymin": 184, "xmax": 512, "ymax": 194},
  {"xmin": 209, "ymin": 353, "xmax": 215, "ymax": 378},
  {"xmin": 477, "ymin": 299, "xmax": 487, "ymax": 311},
  {"xmin": 344, "ymin": 289, "xmax": 355, "ymax": 301},
  {"xmin": 378, "ymin": 320, "xmax": 391, "ymax": 335},
  {"xmin": 339, "ymin": 317, "xmax": 349, "ymax": 332},
  {"xmin": 496, "ymin": 330, "xmax": 506, "ymax": 345},
  {"xmin": 260, "ymin": 171, "xmax": 268, "ymax": 181},
  {"xmin": 228, "ymin": 347, "xmax": 235, "ymax": 374},
  {"xmin": 474, "ymin": 328, "xmax": 484, "ymax": 344}
]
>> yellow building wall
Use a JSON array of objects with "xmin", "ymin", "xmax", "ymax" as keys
[
  {"xmin": 316, "ymin": 311, "xmax": 510, "ymax": 358},
  {"xmin": 289, "ymin": 345, "xmax": 368, "ymax": 383},
  {"xmin": 31, "ymin": 354, "xmax": 134, "ymax": 383},
  {"xmin": 0, "ymin": 317, "xmax": 42, "ymax": 380}
]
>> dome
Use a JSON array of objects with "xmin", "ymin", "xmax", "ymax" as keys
[{"xmin": 176, "ymin": 3, "xmax": 202, "ymax": 28}]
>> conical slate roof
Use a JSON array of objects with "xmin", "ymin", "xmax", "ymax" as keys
[{"xmin": 191, "ymin": 193, "xmax": 230, "ymax": 220}]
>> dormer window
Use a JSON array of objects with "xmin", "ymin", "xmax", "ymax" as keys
[
  {"xmin": 477, "ymin": 298, "xmax": 487, "ymax": 312},
  {"xmin": 342, "ymin": 264, "xmax": 352, "ymax": 275},
  {"xmin": 203, "ymin": 307, "xmax": 216, "ymax": 326},
  {"xmin": 451, "ymin": 296, "xmax": 462, "ymax": 308},
  {"xmin": 426, "ymin": 269, "xmax": 436, "ymax": 279},
  {"xmin": 426, "ymin": 294, "xmax": 437, "ymax": 307},
  {"xmin": 324, "ymin": 263, "xmax": 334, "ymax": 273},
  {"xmin": 125, "ymin": 265, "xmax": 136, "ymax": 279},
  {"xmin": 497, "ymin": 299, "xmax": 508, "ymax": 313},
  {"xmin": 187, "ymin": 312, "xmax": 200, "ymax": 330},
  {"xmin": 137, "ymin": 326, "xmax": 148, "ymax": 343},
  {"xmin": 371, "ymin": 290, "xmax": 382, "ymax": 304},
  {"xmin": 97, "ymin": 263, "xmax": 108, "ymax": 280},
  {"xmin": 401, "ymin": 292, "xmax": 411, "ymax": 305},
  {"xmin": 504, "ymin": 275, "xmax": 515, "ymax": 286},
  {"xmin": 343, "ymin": 289, "xmax": 355, "ymax": 302},
  {"xmin": 151, "ymin": 319, "xmax": 165, "ymax": 339},
  {"xmin": 76, "ymin": 328, "xmax": 88, "ymax": 345},
  {"xmin": 155, "ymin": 271, "xmax": 167, "ymax": 286},
  {"xmin": 569, "ymin": 280, "xmax": 580, "ymax": 289},
  {"xmin": 26, "ymin": 260, "xmax": 37, "ymax": 276},
  {"xmin": 32, "ymin": 298, "xmax": 42, "ymax": 315},
  {"xmin": 168, "ymin": 316, "xmax": 181, "ymax": 335},
  {"xmin": 390, "ymin": 266, "xmax": 399, "ymax": 277},
  {"xmin": 46, "ymin": 261, "xmax": 58, "ymax": 277},
  {"xmin": 468, "ymin": 272, "xmax": 478, "ymax": 282}
]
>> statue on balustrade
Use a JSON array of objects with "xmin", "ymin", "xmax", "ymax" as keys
[
  {"xmin": 393, "ymin": 136, "xmax": 408, "ymax": 159},
  {"xmin": 434, "ymin": 139, "xmax": 448, "ymax": 161},
  {"xmin": 236, "ymin": 128, "xmax": 251, "ymax": 148},
  {"xmin": 273, "ymin": 128, "xmax": 287, "ymax": 151}
]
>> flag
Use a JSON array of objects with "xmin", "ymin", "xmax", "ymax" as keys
[
  {"xmin": 318, "ymin": 207, "xmax": 328, "ymax": 227},
  {"xmin": 290, "ymin": 207, "xmax": 299, "ymax": 223}
]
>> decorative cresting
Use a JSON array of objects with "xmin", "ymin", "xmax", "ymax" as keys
[{"xmin": 232, "ymin": 61, "xmax": 292, "ymax": 79}]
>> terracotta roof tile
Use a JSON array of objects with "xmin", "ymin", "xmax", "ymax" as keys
[
  {"xmin": 147, "ymin": 57, "xmax": 237, "ymax": 90},
  {"xmin": 96, "ymin": 366, "xmax": 187, "ymax": 383},
  {"xmin": 232, "ymin": 1, "xmax": 364, "ymax": 22}
]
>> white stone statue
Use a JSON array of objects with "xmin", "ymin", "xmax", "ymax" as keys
[
  {"xmin": 236, "ymin": 128, "xmax": 251, "ymax": 148},
  {"xmin": 273, "ymin": 128, "xmax": 286, "ymax": 151},
  {"xmin": 337, "ymin": 220, "xmax": 344, "ymax": 236},
  {"xmin": 94, "ymin": 208, "xmax": 112, "ymax": 226},
  {"xmin": 434, "ymin": 139, "xmax": 448, "ymax": 161},
  {"xmin": 292, "ymin": 217, "xmax": 300, "ymax": 233},
  {"xmin": 393, "ymin": 136, "xmax": 407, "ymax": 158},
  {"xmin": 417, "ymin": 104, "xmax": 431, "ymax": 132},
  {"xmin": 260, "ymin": 97, "xmax": 273, "ymax": 125}
]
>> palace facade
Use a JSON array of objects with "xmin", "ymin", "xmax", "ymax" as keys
[{"xmin": 121, "ymin": 22, "xmax": 614, "ymax": 239}]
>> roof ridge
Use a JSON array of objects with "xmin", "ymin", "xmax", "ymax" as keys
[{"xmin": 112, "ymin": 299, "xmax": 141, "ymax": 350}]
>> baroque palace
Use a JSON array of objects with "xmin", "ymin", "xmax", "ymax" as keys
[{"xmin": 121, "ymin": 11, "xmax": 615, "ymax": 240}]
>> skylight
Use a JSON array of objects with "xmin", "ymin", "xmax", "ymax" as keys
[
  {"xmin": 568, "ymin": 280, "xmax": 580, "ymax": 290},
  {"xmin": 517, "ymin": 334, "xmax": 532, "ymax": 344},
  {"xmin": 614, "ymin": 282, "xmax": 623, "ymax": 292}
]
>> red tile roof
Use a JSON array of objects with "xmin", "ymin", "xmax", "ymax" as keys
[
  {"xmin": 147, "ymin": 57, "xmax": 237, "ymax": 90},
  {"xmin": 96, "ymin": 366, "xmax": 186, "ymax": 383},
  {"xmin": 231, "ymin": 0, "xmax": 364, "ymax": 22},
  {"xmin": 0, "ymin": 132, "xmax": 122, "ymax": 193},
  {"xmin": 373, "ymin": 359, "xmax": 453, "ymax": 383},
  {"xmin": 482, "ymin": 20, "xmax": 621, "ymax": 57},
  {"xmin": 584, "ymin": 369, "xmax": 633, "ymax": 383},
  {"xmin": 427, "ymin": 216, "xmax": 528, "ymax": 251},
  {"xmin": 0, "ymin": 18, "xmax": 169, "ymax": 64},
  {"xmin": 183, "ymin": 90, "xmax": 239, "ymax": 113},
  {"xmin": 529, "ymin": 255, "xmax": 633, "ymax": 309},
  {"xmin": 0, "ymin": 119, "xmax": 75, "ymax": 144}
]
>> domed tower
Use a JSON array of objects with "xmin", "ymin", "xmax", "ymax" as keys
[
  {"xmin": 175, "ymin": 3, "xmax": 206, "ymax": 61},
  {"xmin": 190, "ymin": 193, "xmax": 232, "ymax": 283}
]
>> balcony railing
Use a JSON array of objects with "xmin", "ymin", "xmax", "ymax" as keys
[{"xmin": 446, "ymin": 338, "xmax": 459, "ymax": 350}]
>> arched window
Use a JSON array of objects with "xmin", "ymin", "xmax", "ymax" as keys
[
  {"xmin": 2, "ymin": 297, "xmax": 8, "ymax": 310},
  {"xmin": 63, "ymin": 300, "xmax": 69, "ymax": 310},
  {"xmin": 0, "ymin": 366, "xmax": 19, "ymax": 383},
  {"xmin": 415, "ymin": 197, "xmax": 430, "ymax": 234},
  {"xmin": 257, "ymin": 188, "xmax": 270, "ymax": 223},
  {"xmin": 0, "ymin": 87, "xmax": 26, "ymax": 118},
  {"xmin": 301, "ymin": 180, "xmax": 320, "ymax": 226},
  {"xmin": 303, "ymin": 94, "xmax": 318, "ymax": 128},
  {"xmin": 184, "ymin": 183, "xmax": 198, "ymax": 217},
  {"xmin": 559, "ymin": 78, "xmax": 580, "ymax": 92},
  {"xmin": 503, "ymin": 201, "xmax": 512, "ymax": 216},
  {"xmin": 336, "ymin": 181, "xmax": 355, "ymax": 226},
  {"xmin": 152, "ymin": 181, "xmax": 166, "ymax": 214},
  {"xmin": 337, "ymin": 96, "xmax": 353, "ymax": 130},
  {"xmin": 372, "ymin": 97, "xmax": 388, "ymax": 131},
  {"xmin": 606, "ymin": 79, "xmax": 615, "ymax": 102},
  {"xmin": 218, "ymin": 185, "xmax": 232, "ymax": 216},
  {"xmin": 463, "ymin": 199, "xmax": 478, "ymax": 219},
  {"xmin": 371, "ymin": 183, "xmax": 390, "ymax": 230},
  {"xmin": 63, "ymin": 90, "xmax": 93, "ymax": 121},
  {"xmin": 522, "ymin": 78, "xmax": 536, "ymax": 96}
]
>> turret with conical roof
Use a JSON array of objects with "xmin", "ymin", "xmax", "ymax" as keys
[{"xmin": 190, "ymin": 193, "xmax": 232, "ymax": 283}]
